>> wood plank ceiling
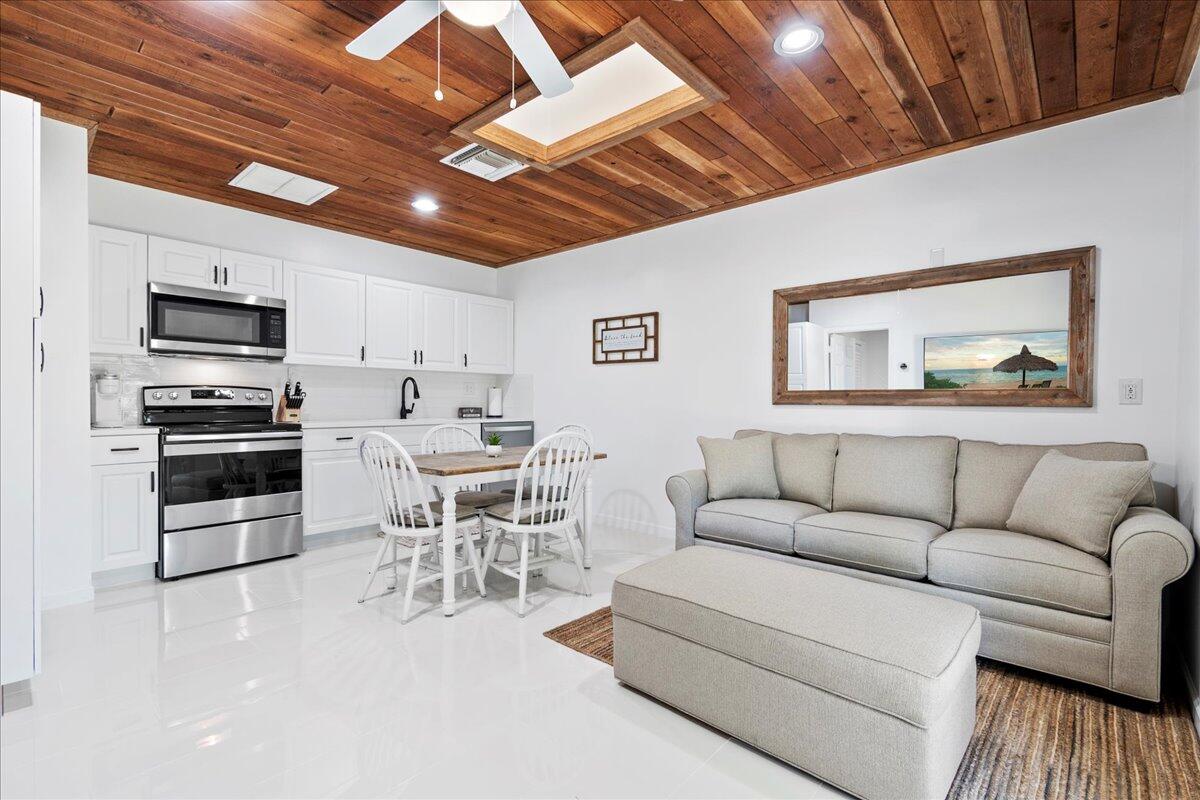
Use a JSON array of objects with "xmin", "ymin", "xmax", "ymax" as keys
[{"xmin": 2, "ymin": 1, "xmax": 1197, "ymax": 267}]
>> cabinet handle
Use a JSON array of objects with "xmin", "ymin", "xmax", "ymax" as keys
[
  {"xmin": 39, "ymin": 286, "xmax": 44, "ymax": 317},
  {"xmin": 360, "ymin": 345, "xmax": 365, "ymax": 362},
  {"xmin": 110, "ymin": 447, "xmax": 140, "ymax": 452},
  {"xmin": 150, "ymin": 471, "xmax": 156, "ymax": 493},
  {"xmin": 419, "ymin": 349, "xmax": 423, "ymax": 365},
  {"xmin": 463, "ymin": 353, "xmax": 467, "ymax": 368},
  {"xmin": 139, "ymin": 327, "xmax": 145, "ymax": 347},
  {"xmin": 413, "ymin": 349, "xmax": 417, "ymax": 365},
  {"xmin": 213, "ymin": 265, "xmax": 219, "ymax": 285},
  {"xmin": 335, "ymin": 436, "xmax": 353, "ymax": 442},
  {"xmin": 223, "ymin": 267, "xmax": 228, "ymax": 286}
]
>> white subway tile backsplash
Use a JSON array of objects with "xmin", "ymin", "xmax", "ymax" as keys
[{"xmin": 89, "ymin": 356, "xmax": 506, "ymax": 425}]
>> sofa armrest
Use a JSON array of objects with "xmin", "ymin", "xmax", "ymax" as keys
[
  {"xmin": 666, "ymin": 470, "xmax": 708, "ymax": 550},
  {"xmin": 1109, "ymin": 506, "xmax": 1195, "ymax": 700}
]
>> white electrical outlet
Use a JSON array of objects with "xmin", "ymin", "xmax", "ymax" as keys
[
  {"xmin": 464, "ymin": 382, "xmax": 476, "ymax": 394},
  {"xmin": 1119, "ymin": 378, "xmax": 1143, "ymax": 405}
]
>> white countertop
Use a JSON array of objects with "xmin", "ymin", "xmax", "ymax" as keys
[
  {"xmin": 301, "ymin": 417, "xmax": 531, "ymax": 430},
  {"xmin": 90, "ymin": 426, "xmax": 157, "ymax": 437}
]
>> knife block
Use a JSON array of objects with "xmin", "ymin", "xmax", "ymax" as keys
[{"xmin": 276, "ymin": 396, "xmax": 302, "ymax": 423}]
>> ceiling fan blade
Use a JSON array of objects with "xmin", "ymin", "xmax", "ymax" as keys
[
  {"xmin": 346, "ymin": 0, "xmax": 441, "ymax": 60},
  {"xmin": 497, "ymin": 2, "xmax": 573, "ymax": 98}
]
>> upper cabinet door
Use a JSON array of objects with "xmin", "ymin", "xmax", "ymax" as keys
[
  {"xmin": 365, "ymin": 276, "xmax": 418, "ymax": 370},
  {"xmin": 148, "ymin": 235, "xmax": 221, "ymax": 290},
  {"xmin": 89, "ymin": 225, "xmax": 148, "ymax": 355},
  {"xmin": 417, "ymin": 287, "xmax": 463, "ymax": 372},
  {"xmin": 285, "ymin": 262, "xmax": 365, "ymax": 367},
  {"xmin": 464, "ymin": 295, "xmax": 514, "ymax": 374},
  {"xmin": 221, "ymin": 249, "xmax": 283, "ymax": 298}
]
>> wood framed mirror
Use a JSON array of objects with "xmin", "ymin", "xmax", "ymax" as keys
[{"xmin": 772, "ymin": 247, "xmax": 1095, "ymax": 407}]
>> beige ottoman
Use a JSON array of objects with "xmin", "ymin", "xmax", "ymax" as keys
[{"xmin": 612, "ymin": 547, "xmax": 980, "ymax": 800}]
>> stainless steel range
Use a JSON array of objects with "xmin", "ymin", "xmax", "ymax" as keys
[{"xmin": 143, "ymin": 385, "xmax": 303, "ymax": 579}]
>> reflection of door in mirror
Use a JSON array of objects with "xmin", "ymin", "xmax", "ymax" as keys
[{"xmin": 829, "ymin": 331, "xmax": 886, "ymax": 389}]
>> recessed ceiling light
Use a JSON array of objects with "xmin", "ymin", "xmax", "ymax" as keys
[
  {"xmin": 228, "ymin": 162, "xmax": 337, "ymax": 205},
  {"xmin": 412, "ymin": 196, "xmax": 439, "ymax": 213},
  {"xmin": 774, "ymin": 23, "xmax": 824, "ymax": 56},
  {"xmin": 442, "ymin": 0, "xmax": 512, "ymax": 27}
]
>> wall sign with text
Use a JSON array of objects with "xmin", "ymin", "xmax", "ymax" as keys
[{"xmin": 593, "ymin": 312, "xmax": 659, "ymax": 364}]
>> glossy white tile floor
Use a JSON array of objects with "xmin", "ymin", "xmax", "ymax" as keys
[{"xmin": 1, "ymin": 525, "xmax": 845, "ymax": 799}]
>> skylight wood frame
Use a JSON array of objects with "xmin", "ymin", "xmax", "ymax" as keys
[{"xmin": 452, "ymin": 18, "xmax": 727, "ymax": 173}]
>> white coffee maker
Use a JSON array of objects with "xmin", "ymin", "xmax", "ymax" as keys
[{"xmin": 92, "ymin": 371, "xmax": 124, "ymax": 428}]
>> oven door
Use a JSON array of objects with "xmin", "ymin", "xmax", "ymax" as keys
[
  {"xmin": 160, "ymin": 435, "xmax": 302, "ymax": 531},
  {"xmin": 149, "ymin": 282, "xmax": 286, "ymax": 360}
]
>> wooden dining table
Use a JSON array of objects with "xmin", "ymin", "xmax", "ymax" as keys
[{"xmin": 409, "ymin": 445, "xmax": 607, "ymax": 616}]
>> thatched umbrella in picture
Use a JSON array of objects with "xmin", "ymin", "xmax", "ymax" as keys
[{"xmin": 993, "ymin": 345, "xmax": 1057, "ymax": 388}]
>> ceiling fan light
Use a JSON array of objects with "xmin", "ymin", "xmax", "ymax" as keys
[
  {"xmin": 774, "ymin": 23, "xmax": 824, "ymax": 56},
  {"xmin": 443, "ymin": 0, "xmax": 513, "ymax": 27}
]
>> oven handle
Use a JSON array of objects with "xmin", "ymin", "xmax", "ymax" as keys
[
  {"xmin": 164, "ymin": 432, "xmax": 302, "ymax": 443},
  {"xmin": 163, "ymin": 439, "xmax": 301, "ymax": 457}
]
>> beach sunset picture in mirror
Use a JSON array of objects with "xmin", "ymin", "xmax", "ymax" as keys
[{"xmin": 923, "ymin": 331, "xmax": 1069, "ymax": 390}]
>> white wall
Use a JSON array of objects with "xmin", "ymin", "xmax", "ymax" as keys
[
  {"xmin": 90, "ymin": 176, "xmax": 498, "ymax": 295},
  {"xmin": 499, "ymin": 95, "xmax": 1194, "ymax": 536},
  {"xmin": 40, "ymin": 119, "xmax": 92, "ymax": 609},
  {"xmin": 1175, "ymin": 70, "xmax": 1200, "ymax": 729}
]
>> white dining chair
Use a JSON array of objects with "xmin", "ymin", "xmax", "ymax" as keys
[
  {"xmin": 357, "ymin": 431, "xmax": 487, "ymax": 622},
  {"xmin": 480, "ymin": 430, "xmax": 593, "ymax": 617},
  {"xmin": 420, "ymin": 423, "xmax": 508, "ymax": 509},
  {"xmin": 556, "ymin": 423, "xmax": 594, "ymax": 443}
]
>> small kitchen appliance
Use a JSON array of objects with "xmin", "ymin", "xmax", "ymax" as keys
[
  {"xmin": 148, "ymin": 282, "xmax": 286, "ymax": 360},
  {"xmin": 143, "ymin": 385, "xmax": 302, "ymax": 579},
  {"xmin": 92, "ymin": 370, "xmax": 124, "ymax": 428},
  {"xmin": 458, "ymin": 407, "xmax": 483, "ymax": 419}
]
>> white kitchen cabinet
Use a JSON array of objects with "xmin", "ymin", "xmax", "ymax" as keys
[
  {"xmin": 221, "ymin": 248, "xmax": 284, "ymax": 298},
  {"xmin": 365, "ymin": 276, "xmax": 418, "ymax": 369},
  {"xmin": 89, "ymin": 225, "xmax": 148, "ymax": 355},
  {"xmin": 302, "ymin": 450, "xmax": 376, "ymax": 535},
  {"xmin": 418, "ymin": 287, "xmax": 463, "ymax": 371},
  {"xmin": 148, "ymin": 235, "xmax": 221, "ymax": 290},
  {"xmin": 464, "ymin": 294, "xmax": 514, "ymax": 374},
  {"xmin": 92, "ymin": 461, "xmax": 158, "ymax": 572},
  {"xmin": 285, "ymin": 261, "xmax": 365, "ymax": 367}
]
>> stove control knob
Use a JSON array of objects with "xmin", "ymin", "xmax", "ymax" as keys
[
  {"xmin": 245, "ymin": 392, "xmax": 254, "ymax": 400},
  {"xmin": 168, "ymin": 391, "xmax": 179, "ymax": 400},
  {"xmin": 258, "ymin": 393, "xmax": 268, "ymax": 401},
  {"xmin": 152, "ymin": 391, "xmax": 163, "ymax": 401}
]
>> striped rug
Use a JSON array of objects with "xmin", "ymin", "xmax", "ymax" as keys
[{"xmin": 545, "ymin": 607, "xmax": 1200, "ymax": 800}]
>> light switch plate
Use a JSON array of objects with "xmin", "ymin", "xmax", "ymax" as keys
[
  {"xmin": 930, "ymin": 248, "xmax": 945, "ymax": 267},
  {"xmin": 1119, "ymin": 378, "xmax": 1143, "ymax": 405}
]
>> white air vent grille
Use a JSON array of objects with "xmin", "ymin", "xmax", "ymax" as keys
[
  {"xmin": 228, "ymin": 162, "xmax": 337, "ymax": 205},
  {"xmin": 441, "ymin": 145, "xmax": 526, "ymax": 182}
]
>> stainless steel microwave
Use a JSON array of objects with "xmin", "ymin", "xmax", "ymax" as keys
[{"xmin": 148, "ymin": 283, "xmax": 286, "ymax": 360}]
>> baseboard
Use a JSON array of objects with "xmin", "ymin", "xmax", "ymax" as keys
[
  {"xmin": 41, "ymin": 586, "xmax": 94, "ymax": 610},
  {"xmin": 304, "ymin": 526, "xmax": 380, "ymax": 549},
  {"xmin": 595, "ymin": 512, "xmax": 673, "ymax": 537},
  {"xmin": 1180, "ymin": 646, "xmax": 1200, "ymax": 738},
  {"xmin": 91, "ymin": 563, "xmax": 156, "ymax": 589}
]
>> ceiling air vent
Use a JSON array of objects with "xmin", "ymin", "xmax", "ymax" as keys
[{"xmin": 441, "ymin": 144, "xmax": 526, "ymax": 182}]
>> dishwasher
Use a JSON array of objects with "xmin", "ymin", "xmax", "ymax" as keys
[{"xmin": 481, "ymin": 420, "xmax": 534, "ymax": 492}]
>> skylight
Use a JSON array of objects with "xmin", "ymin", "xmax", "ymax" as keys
[
  {"xmin": 492, "ymin": 44, "xmax": 686, "ymax": 146},
  {"xmin": 228, "ymin": 162, "xmax": 338, "ymax": 205}
]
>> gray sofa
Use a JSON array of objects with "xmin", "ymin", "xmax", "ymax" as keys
[{"xmin": 667, "ymin": 431, "xmax": 1195, "ymax": 702}]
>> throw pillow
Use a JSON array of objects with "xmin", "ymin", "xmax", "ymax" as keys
[
  {"xmin": 697, "ymin": 434, "xmax": 780, "ymax": 501},
  {"xmin": 1006, "ymin": 450, "xmax": 1152, "ymax": 557}
]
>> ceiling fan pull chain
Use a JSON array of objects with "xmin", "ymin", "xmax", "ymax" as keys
[
  {"xmin": 434, "ymin": 1, "xmax": 444, "ymax": 102},
  {"xmin": 509, "ymin": 6, "xmax": 516, "ymax": 110}
]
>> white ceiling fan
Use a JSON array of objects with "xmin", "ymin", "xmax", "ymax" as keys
[{"xmin": 346, "ymin": 0, "xmax": 573, "ymax": 99}]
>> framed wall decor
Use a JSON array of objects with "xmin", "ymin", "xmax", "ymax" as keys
[{"xmin": 594, "ymin": 312, "xmax": 659, "ymax": 364}]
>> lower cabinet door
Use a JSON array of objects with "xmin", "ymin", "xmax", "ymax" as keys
[
  {"xmin": 302, "ymin": 450, "xmax": 377, "ymax": 536},
  {"xmin": 92, "ymin": 462, "xmax": 159, "ymax": 572}
]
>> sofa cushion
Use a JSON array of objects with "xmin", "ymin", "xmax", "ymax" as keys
[
  {"xmin": 697, "ymin": 434, "xmax": 780, "ymax": 501},
  {"xmin": 832, "ymin": 434, "xmax": 959, "ymax": 527},
  {"xmin": 734, "ymin": 430, "xmax": 838, "ymax": 510},
  {"xmin": 1006, "ymin": 451, "xmax": 1152, "ymax": 557},
  {"xmin": 793, "ymin": 511, "xmax": 945, "ymax": 579},
  {"xmin": 696, "ymin": 499, "xmax": 824, "ymax": 554},
  {"xmin": 928, "ymin": 528, "xmax": 1111, "ymax": 617},
  {"xmin": 954, "ymin": 439, "xmax": 1156, "ymax": 530}
]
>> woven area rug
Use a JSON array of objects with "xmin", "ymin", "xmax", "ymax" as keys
[{"xmin": 545, "ymin": 607, "xmax": 1200, "ymax": 800}]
